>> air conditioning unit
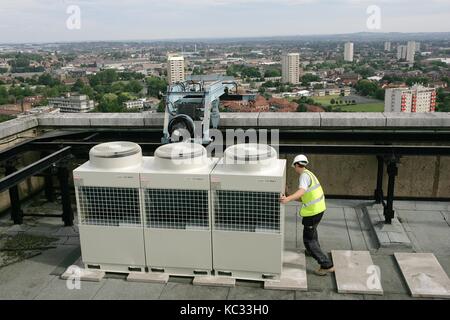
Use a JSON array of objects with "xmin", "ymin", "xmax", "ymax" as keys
[
  {"xmin": 74, "ymin": 142, "xmax": 146, "ymax": 273},
  {"xmin": 211, "ymin": 144, "xmax": 286, "ymax": 281},
  {"xmin": 141, "ymin": 142, "xmax": 219, "ymax": 276}
]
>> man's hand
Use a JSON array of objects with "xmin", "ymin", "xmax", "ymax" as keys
[{"xmin": 280, "ymin": 194, "xmax": 290, "ymax": 204}]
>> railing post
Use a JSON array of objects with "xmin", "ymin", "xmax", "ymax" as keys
[
  {"xmin": 383, "ymin": 157, "xmax": 399, "ymax": 224},
  {"xmin": 57, "ymin": 159, "xmax": 74, "ymax": 227},
  {"xmin": 5, "ymin": 160, "xmax": 23, "ymax": 225},
  {"xmin": 374, "ymin": 155, "xmax": 384, "ymax": 203}
]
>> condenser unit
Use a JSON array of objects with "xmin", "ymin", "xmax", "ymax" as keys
[
  {"xmin": 141, "ymin": 142, "xmax": 218, "ymax": 276},
  {"xmin": 210, "ymin": 144, "xmax": 286, "ymax": 281},
  {"xmin": 74, "ymin": 141, "xmax": 146, "ymax": 273}
]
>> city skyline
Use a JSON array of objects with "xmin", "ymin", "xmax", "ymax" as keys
[{"xmin": 1, "ymin": 0, "xmax": 450, "ymax": 43}]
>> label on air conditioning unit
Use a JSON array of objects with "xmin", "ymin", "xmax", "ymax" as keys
[
  {"xmin": 211, "ymin": 181, "xmax": 221, "ymax": 190},
  {"xmin": 257, "ymin": 178, "xmax": 277, "ymax": 184},
  {"xmin": 73, "ymin": 177, "xmax": 84, "ymax": 187}
]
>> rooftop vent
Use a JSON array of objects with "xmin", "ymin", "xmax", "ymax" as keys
[{"xmin": 89, "ymin": 141, "xmax": 142, "ymax": 169}]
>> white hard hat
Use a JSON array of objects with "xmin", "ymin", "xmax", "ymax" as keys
[{"xmin": 292, "ymin": 155, "xmax": 309, "ymax": 168}]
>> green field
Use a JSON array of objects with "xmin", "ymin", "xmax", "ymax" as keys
[
  {"xmin": 337, "ymin": 103, "xmax": 385, "ymax": 112},
  {"xmin": 311, "ymin": 95, "xmax": 341, "ymax": 105},
  {"xmin": 311, "ymin": 95, "xmax": 384, "ymax": 112}
]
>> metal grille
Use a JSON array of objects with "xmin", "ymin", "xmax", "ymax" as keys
[
  {"xmin": 144, "ymin": 189, "xmax": 209, "ymax": 230},
  {"xmin": 213, "ymin": 190, "xmax": 281, "ymax": 233},
  {"xmin": 77, "ymin": 186, "xmax": 141, "ymax": 227}
]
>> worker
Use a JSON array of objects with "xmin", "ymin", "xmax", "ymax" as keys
[{"xmin": 280, "ymin": 155, "xmax": 335, "ymax": 276}]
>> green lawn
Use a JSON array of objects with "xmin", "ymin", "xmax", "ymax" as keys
[
  {"xmin": 311, "ymin": 95, "xmax": 385, "ymax": 112},
  {"xmin": 336, "ymin": 103, "xmax": 385, "ymax": 112},
  {"xmin": 312, "ymin": 95, "xmax": 340, "ymax": 105}
]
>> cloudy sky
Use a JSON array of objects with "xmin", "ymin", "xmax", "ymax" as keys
[{"xmin": 1, "ymin": 0, "xmax": 450, "ymax": 43}]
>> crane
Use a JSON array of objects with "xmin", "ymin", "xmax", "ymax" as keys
[{"xmin": 161, "ymin": 75, "xmax": 241, "ymax": 145}]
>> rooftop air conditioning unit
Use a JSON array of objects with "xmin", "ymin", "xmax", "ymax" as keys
[
  {"xmin": 141, "ymin": 142, "xmax": 218, "ymax": 276},
  {"xmin": 74, "ymin": 141, "xmax": 146, "ymax": 273},
  {"xmin": 210, "ymin": 143, "xmax": 286, "ymax": 281}
]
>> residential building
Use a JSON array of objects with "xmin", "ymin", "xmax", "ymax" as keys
[
  {"xmin": 384, "ymin": 42, "xmax": 391, "ymax": 52},
  {"xmin": 48, "ymin": 94, "xmax": 94, "ymax": 113},
  {"xmin": 384, "ymin": 85, "xmax": 436, "ymax": 113},
  {"xmin": 167, "ymin": 54, "xmax": 185, "ymax": 84},
  {"xmin": 123, "ymin": 99, "xmax": 144, "ymax": 111},
  {"xmin": 281, "ymin": 53, "xmax": 301, "ymax": 84},
  {"xmin": 344, "ymin": 42, "xmax": 354, "ymax": 62},
  {"xmin": 397, "ymin": 45, "xmax": 408, "ymax": 60},
  {"xmin": 407, "ymin": 41, "xmax": 416, "ymax": 63}
]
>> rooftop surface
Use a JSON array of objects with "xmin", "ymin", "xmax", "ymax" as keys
[{"xmin": 0, "ymin": 197, "xmax": 449, "ymax": 300}]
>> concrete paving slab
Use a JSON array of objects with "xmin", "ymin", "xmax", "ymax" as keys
[
  {"xmin": 415, "ymin": 201, "xmax": 450, "ymax": 212},
  {"xmin": 159, "ymin": 282, "xmax": 230, "ymax": 300},
  {"xmin": 264, "ymin": 251, "xmax": 307, "ymax": 291},
  {"xmin": 398, "ymin": 209, "xmax": 450, "ymax": 256},
  {"xmin": 64, "ymin": 237, "xmax": 80, "ymax": 246},
  {"xmin": 332, "ymin": 250, "xmax": 383, "ymax": 295},
  {"xmin": 193, "ymin": 276, "xmax": 236, "ymax": 287},
  {"xmin": 395, "ymin": 253, "xmax": 450, "ymax": 299},
  {"xmin": 228, "ymin": 286, "xmax": 294, "ymax": 300},
  {"xmin": 94, "ymin": 278, "xmax": 165, "ymax": 300},
  {"xmin": 61, "ymin": 267, "xmax": 105, "ymax": 282},
  {"xmin": 295, "ymin": 290, "xmax": 365, "ymax": 300},
  {"xmin": 52, "ymin": 226, "xmax": 79, "ymax": 237},
  {"xmin": 127, "ymin": 272, "xmax": 169, "ymax": 284},
  {"xmin": 364, "ymin": 206, "xmax": 412, "ymax": 250},
  {"xmin": 0, "ymin": 246, "xmax": 76, "ymax": 299},
  {"xmin": 34, "ymin": 276, "xmax": 104, "ymax": 300},
  {"xmin": 344, "ymin": 208, "xmax": 368, "ymax": 251}
]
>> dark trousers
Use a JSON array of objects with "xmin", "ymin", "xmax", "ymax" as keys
[{"xmin": 302, "ymin": 211, "xmax": 333, "ymax": 269}]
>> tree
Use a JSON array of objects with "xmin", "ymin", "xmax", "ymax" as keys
[
  {"xmin": 126, "ymin": 80, "xmax": 143, "ymax": 94},
  {"xmin": 330, "ymin": 99, "xmax": 336, "ymax": 105},
  {"xmin": 72, "ymin": 79, "xmax": 85, "ymax": 92},
  {"xmin": 146, "ymin": 76, "xmax": 167, "ymax": 98},
  {"xmin": 264, "ymin": 69, "xmax": 281, "ymax": 78},
  {"xmin": 98, "ymin": 93, "xmax": 123, "ymax": 112},
  {"xmin": 157, "ymin": 99, "xmax": 165, "ymax": 113},
  {"xmin": 301, "ymin": 74, "xmax": 321, "ymax": 85},
  {"xmin": 355, "ymin": 79, "xmax": 379, "ymax": 97},
  {"xmin": 297, "ymin": 103, "xmax": 307, "ymax": 112}
]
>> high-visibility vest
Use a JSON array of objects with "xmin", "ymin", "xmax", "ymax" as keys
[{"xmin": 299, "ymin": 169, "xmax": 326, "ymax": 217}]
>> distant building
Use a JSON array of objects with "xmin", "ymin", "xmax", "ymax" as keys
[
  {"xmin": 407, "ymin": 41, "xmax": 416, "ymax": 63},
  {"xmin": 167, "ymin": 54, "xmax": 185, "ymax": 84},
  {"xmin": 123, "ymin": 99, "xmax": 144, "ymax": 111},
  {"xmin": 48, "ymin": 94, "xmax": 94, "ymax": 113},
  {"xmin": 397, "ymin": 45, "xmax": 408, "ymax": 60},
  {"xmin": 339, "ymin": 73, "xmax": 361, "ymax": 86},
  {"xmin": 281, "ymin": 53, "xmax": 301, "ymax": 84},
  {"xmin": 384, "ymin": 42, "xmax": 391, "ymax": 52},
  {"xmin": 344, "ymin": 42, "xmax": 354, "ymax": 62},
  {"xmin": 385, "ymin": 85, "xmax": 436, "ymax": 113},
  {"xmin": 415, "ymin": 42, "xmax": 421, "ymax": 52}
]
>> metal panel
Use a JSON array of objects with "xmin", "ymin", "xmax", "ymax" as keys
[
  {"xmin": 212, "ymin": 231, "xmax": 283, "ymax": 278},
  {"xmin": 79, "ymin": 225, "xmax": 146, "ymax": 268},
  {"xmin": 144, "ymin": 229, "xmax": 212, "ymax": 271}
]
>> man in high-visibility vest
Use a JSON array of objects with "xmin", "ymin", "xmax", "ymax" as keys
[{"xmin": 280, "ymin": 155, "xmax": 335, "ymax": 276}]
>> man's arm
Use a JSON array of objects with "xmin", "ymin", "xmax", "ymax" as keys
[{"xmin": 280, "ymin": 188, "xmax": 306, "ymax": 204}]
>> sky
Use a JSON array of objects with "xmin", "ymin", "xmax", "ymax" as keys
[{"xmin": 1, "ymin": 0, "xmax": 450, "ymax": 43}]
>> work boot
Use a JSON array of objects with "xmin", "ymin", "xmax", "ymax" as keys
[{"xmin": 314, "ymin": 266, "xmax": 335, "ymax": 276}]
